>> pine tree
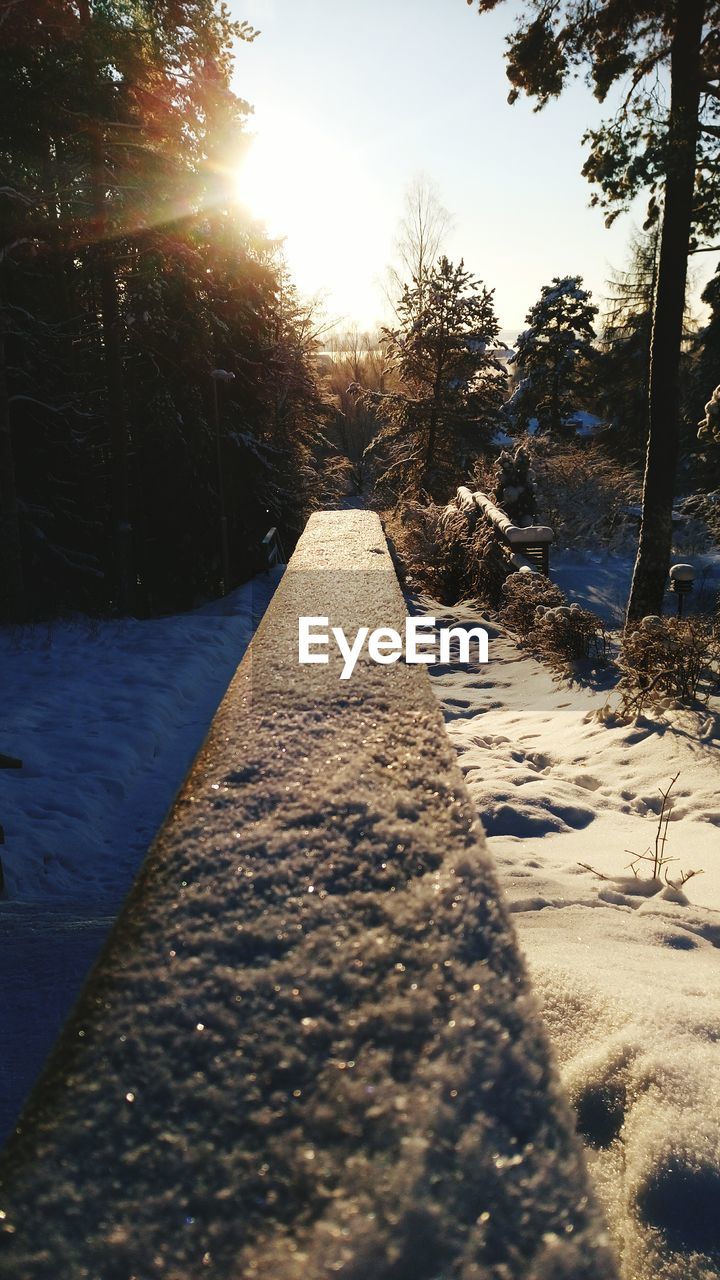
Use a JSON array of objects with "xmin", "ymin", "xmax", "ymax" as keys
[
  {"xmin": 511, "ymin": 277, "xmax": 597, "ymax": 437},
  {"xmin": 367, "ymin": 256, "xmax": 507, "ymax": 497},
  {"xmin": 596, "ymin": 233, "xmax": 659, "ymax": 457},
  {"xmin": 0, "ymin": 289, "xmax": 24, "ymax": 620},
  {"xmin": 0, "ymin": 1, "xmax": 324, "ymax": 619}
]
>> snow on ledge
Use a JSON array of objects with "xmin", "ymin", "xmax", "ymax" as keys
[
  {"xmin": 465, "ymin": 489, "xmax": 555, "ymax": 544},
  {"xmin": 0, "ymin": 511, "xmax": 614, "ymax": 1280}
]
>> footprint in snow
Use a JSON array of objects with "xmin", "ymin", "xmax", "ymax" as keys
[
  {"xmin": 526, "ymin": 750, "xmax": 554, "ymax": 771},
  {"xmin": 443, "ymin": 704, "xmax": 486, "ymax": 722},
  {"xmin": 483, "ymin": 800, "xmax": 595, "ymax": 837},
  {"xmin": 572, "ymin": 774, "xmax": 603, "ymax": 792}
]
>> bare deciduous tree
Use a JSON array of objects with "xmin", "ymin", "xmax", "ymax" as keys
[{"xmin": 386, "ymin": 176, "xmax": 453, "ymax": 320}]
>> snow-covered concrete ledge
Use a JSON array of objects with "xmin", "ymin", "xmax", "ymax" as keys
[{"xmin": 0, "ymin": 511, "xmax": 615, "ymax": 1279}]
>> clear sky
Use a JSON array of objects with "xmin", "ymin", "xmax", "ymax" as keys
[{"xmin": 228, "ymin": 0, "xmax": 713, "ymax": 334}]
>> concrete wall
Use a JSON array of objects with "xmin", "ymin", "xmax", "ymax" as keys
[{"xmin": 0, "ymin": 511, "xmax": 616, "ymax": 1279}]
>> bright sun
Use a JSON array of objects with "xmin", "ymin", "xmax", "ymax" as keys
[{"xmin": 234, "ymin": 112, "xmax": 388, "ymax": 329}]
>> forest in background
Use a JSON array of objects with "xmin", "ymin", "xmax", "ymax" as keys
[{"xmin": 0, "ymin": 1, "xmax": 343, "ymax": 622}]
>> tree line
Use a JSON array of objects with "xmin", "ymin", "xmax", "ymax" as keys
[
  {"xmin": 335, "ymin": 220, "xmax": 719, "ymax": 507},
  {"xmin": 0, "ymin": 1, "xmax": 334, "ymax": 621}
]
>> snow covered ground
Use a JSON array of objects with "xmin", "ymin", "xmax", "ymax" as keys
[
  {"xmin": 0, "ymin": 570, "xmax": 282, "ymax": 1139},
  {"xmin": 552, "ymin": 548, "xmax": 720, "ymax": 627},
  {"xmin": 419, "ymin": 589, "xmax": 720, "ymax": 1280}
]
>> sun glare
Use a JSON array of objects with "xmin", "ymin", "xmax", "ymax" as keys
[{"xmin": 234, "ymin": 113, "xmax": 388, "ymax": 328}]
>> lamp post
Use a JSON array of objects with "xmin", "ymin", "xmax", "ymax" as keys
[
  {"xmin": 210, "ymin": 368, "xmax": 235, "ymax": 595},
  {"xmin": 669, "ymin": 563, "xmax": 695, "ymax": 617}
]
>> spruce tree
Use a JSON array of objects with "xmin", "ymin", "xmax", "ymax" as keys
[
  {"xmin": 596, "ymin": 233, "xmax": 659, "ymax": 458},
  {"xmin": 511, "ymin": 276, "xmax": 597, "ymax": 437},
  {"xmin": 0, "ymin": 1, "xmax": 324, "ymax": 618},
  {"xmin": 367, "ymin": 256, "xmax": 506, "ymax": 497}
]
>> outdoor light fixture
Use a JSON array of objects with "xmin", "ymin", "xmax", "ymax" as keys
[
  {"xmin": 669, "ymin": 563, "xmax": 695, "ymax": 617},
  {"xmin": 210, "ymin": 369, "xmax": 236, "ymax": 594}
]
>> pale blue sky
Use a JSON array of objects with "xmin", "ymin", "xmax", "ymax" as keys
[{"xmin": 229, "ymin": 0, "xmax": 712, "ymax": 333}]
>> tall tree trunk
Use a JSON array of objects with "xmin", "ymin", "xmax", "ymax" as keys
[
  {"xmin": 551, "ymin": 364, "xmax": 563, "ymax": 436},
  {"xmin": 46, "ymin": 134, "xmax": 78, "ymax": 376},
  {"xmin": 425, "ymin": 402, "xmax": 438, "ymax": 471},
  {"xmin": 0, "ymin": 309, "xmax": 25, "ymax": 619},
  {"xmin": 92, "ymin": 139, "xmax": 134, "ymax": 614},
  {"xmin": 626, "ymin": 0, "xmax": 704, "ymax": 623},
  {"xmin": 78, "ymin": 0, "xmax": 134, "ymax": 614},
  {"xmin": 425, "ymin": 363, "xmax": 443, "ymax": 473}
]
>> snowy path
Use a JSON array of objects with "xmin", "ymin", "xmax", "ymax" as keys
[
  {"xmin": 421, "ymin": 594, "xmax": 720, "ymax": 1280},
  {"xmin": 0, "ymin": 571, "xmax": 282, "ymax": 1140}
]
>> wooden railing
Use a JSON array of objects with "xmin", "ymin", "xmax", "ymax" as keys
[
  {"xmin": 457, "ymin": 487, "xmax": 555, "ymax": 575},
  {"xmin": 261, "ymin": 525, "xmax": 286, "ymax": 568},
  {"xmin": 0, "ymin": 511, "xmax": 613, "ymax": 1280}
]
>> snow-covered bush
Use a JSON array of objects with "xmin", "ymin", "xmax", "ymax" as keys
[
  {"xmin": 468, "ymin": 455, "xmax": 498, "ymax": 495},
  {"xmin": 529, "ymin": 440, "xmax": 640, "ymax": 548},
  {"xmin": 384, "ymin": 501, "xmax": 455, "ymax": 598},
  {"xmin": 492, "ymin": 446, "xmax": 537, "ymax": 526},
  {"xmin": 385, "ymin": 488, "xmax": 529, "ymax": 607},
  {"xmin": 383, "ymin": 500, "xmax": 488, "ymax": 602},
  {"xmin": 619, "ymin": 616, "xmax": 720, "ymax": 711},
  {"xmin": 697, "ymin": 384, "xmax": 720, "ymax": 444},
  {"xmin": 534, "ymin": 603, "xmax": 609, "ymax": 664},
  {"xmin": 500, "ymin": 571, "xmax": 607, "ymax": 667},
  {"xmin": 675, "ymin": 489, "xmax": 720, "ymax": 548},
  {"xmin": 499, "ymin": 570, "xmax": 565, "ymax": 636}
]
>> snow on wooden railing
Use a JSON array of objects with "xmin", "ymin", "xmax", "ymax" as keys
[
  {"xmin": 0, "ymin": 511, "xmax": 614, "ymax": 1280},
  {"xmin": 458, "ymin": 487, "xmax": 554, "ymax": 575},
  {"xmin": 261, "ymin": 525, "xmax": 286, "ymax": 569}
]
